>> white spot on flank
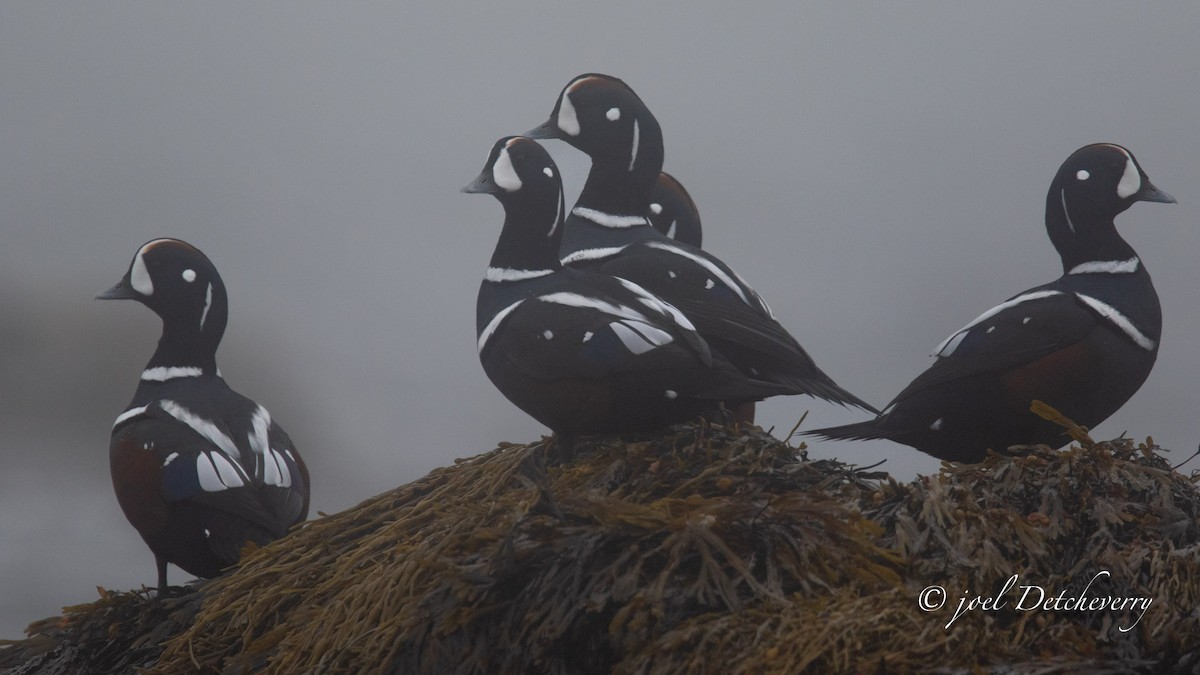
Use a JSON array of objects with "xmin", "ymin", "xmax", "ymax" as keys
[
  {"xmin": 1075, "ymin": 293, "xmax": 1156, "ymax": 351},
  {"xmin": 163, "ymin": 452, "xmax": 179, "ymax": 467},
  {"xmin": 1022, "ymin": 317, "xmax": 1031, "ymax": 324},
  {"xmin": 159, "ymin": 399, "xmax": 241, "ymax": 459},
  {"xmin": 543, "ymin": 167, "xmax": 554, "ymax": 178},
  {"xmin": 606, "ymin": 107, "xmax": 620, "ymax": 121},
  {"xmin": 542, "ymin": 329, "xmax": 554, "ymax": 340},
  {"xmin": 560, "ymin": 245, "xmax": 629, "ymax": 265},
  {"xmin": 649, "ymin": 203, "xmax": 663, "ymax": 215},
  {"xmin": 986, "ymin": 326, "xmax": 996, "ymax": 333},
  {"xmin": 1116, "ymin": 154, "xmax": 1141, "ymax": 199},
  {"xmin": 930, "ymin": 418, "xmax": 944, "ymax": 431},
  {"xmin": 478, "ymin": 300, "xmax": 525, "ymax": 354},
  {"xmin": 113, "ymin": 405, "xmax": 149, "ymax": 428},
  {"xmin": 571, "ymin": 207, "xmax": 648, "ymax": 228},
  {"xmin": 628, "ymin": 118, "xmax": 640, "ymax": 172},
  {"xmin": 643, "ymin": 241, "xmax": 750, "ymax": 305},
  {"xmin": 1076, "ymin": 170, "xmax": 1090, "ymax": 181},
  {"xmin": 557, "ymin": 91, "xmax": 581, "ymax": 137},
  {"xmin": 1068, "ymin": 257, "xmax": 1140, "ymax": 276},
  {"xmin": 667, "ymin": 270, "xmax": 677, "ymax": 279},
  {"xmin": 933, "ymin": 290, "xmax": 1064, "ymax": 356},
  {"xmin": 200, "ymin": 283, "xmax": 213, "ymax": 330},
  {"xmin": 130, "ymin": 248, "xmax": 154, "ymax": 296},
  {"xmin": 484, "ymin": 267, "xmax": 555, "ymax": 283},
  {"xmin": 665, "ymin": 390, "xmax": 678, "ymax": 399},
  {"xmin": 182, "ymin": 269, "xmax": 196, "ymax": 282},
  {"xmin": 142, "ymin": 366, "xmax": 202, "ymax": 382},
  {"xmin": 537, "ymin": 292, "xmax": 651, "ymax": 325},
  {"xmin": 704, "ymin": 279, "xmax": 715, "ymax": 290},
  {"xmin": 493, "ymin": 146, "xmax": 523, "ymax": 192},
  {"xmin": 582, "ymin": 331, "xmax": 594, "ymax": 342}
]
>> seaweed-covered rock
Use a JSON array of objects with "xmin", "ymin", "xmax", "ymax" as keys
[{"xmin": 2, "ymin": 417, "xmax": 1198, "ymax": 674}]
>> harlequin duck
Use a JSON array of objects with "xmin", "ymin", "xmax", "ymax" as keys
[
  {"xmin": 465, "ymin": 136, "xmax": 791, "ymax": 445},
  {"xmin": 808, "ymin": 144, "xmax": 1175, "ymax": 462},
  {"xmin": 98, "ymin": 239, "xmax": 310, "ymax": 591},
  {"xmin": 525, "ymin": 73, "xmax": 875, "ymax": 414},
  {"xmin": 649, "ymin": 172, "xmax": 702, "ymax": 247}
]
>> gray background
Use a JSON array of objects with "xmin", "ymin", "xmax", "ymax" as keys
[{"xmin": 2, "ymin": 3, "xmax": 1198, "ymax": 637}]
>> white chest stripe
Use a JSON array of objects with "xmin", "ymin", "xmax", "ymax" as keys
[
  {"xmin": 142, "ymin": 366, "xmax": 203, "ymax": 382},
  {"xmin": 1075, "ymin": 293, "xmax": 1156, "ymax": 351},
  {"xmin": 561, "ymin": 246, "xmax": 629, "ymax": 264},
  {"xmin": 114, "ymin": 405, "xmax": 149, "ymax": 428},
  {"xmin": 643, "ymin": 241, "xmax": 751, "ymax": 305},
  {"xmin": 478, "ymin": 300, "xmax": 525, "ymax": 354},
  {"xmin": 571, "ymin": 207, "xmax": 648, "ymax": 228},
  {"xmin": 933, "ymin": 290, "xmax": 1064, "ymax": 357},
  {"xmin": 159, "ymin": 399, "xmax": 242, "ymax": 460},
  {"xmin": 1068, "ymin": 257, "xmax": 1140, "ymax": 275},
  {"xmin": 485, "ymin": 267, "xmax": 555, "ymax": 283}
]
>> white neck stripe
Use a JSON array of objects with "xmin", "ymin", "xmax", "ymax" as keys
[
  {"xmin": 628, "ymin": 118, "xmax": 640, "ymax": 172},
  {"xmin": 571, "ymin": 207, "xmax": 648, "ymax": 228},
  {"xmin": 200, "ymin": 282, "xmax": 213, "ymax": 330},
  {"xmin": 142, "ymin": 366, "xmax": 203, "ymax": 381},
  {"xmin": 561, "ymin": 245, "xmax": 628, "ymax": 265},
  {"xmin": 484, "ymin": 267, "xmax": 555, "ymax": 283},
  {"xmin": 1075, "ymin": 293, "xmax": 1156, "ymax": 351},
  {"xmin": 1068, "ymin": 257, "xmax": 1139, "ymax": 275},
  {"xmin": 1060, "ymin": 189, "xmax": 1076, "ymax": 234}
]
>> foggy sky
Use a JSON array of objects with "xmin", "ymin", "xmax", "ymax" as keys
[{"xmin": 3, "ymin": 3, "xmax": 1199, "ymax": 637}]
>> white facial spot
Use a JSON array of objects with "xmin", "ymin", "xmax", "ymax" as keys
[
  {"xmin": 1116, "ymin": 154, "xmax": 1141, "ymax": 199},
  {"xmin": 493, "ymin": 146, "xmax": 523, "ymax": 192},
  {"xmin": 664, "ymin": 390, "xmax": 678, "ymax": 399},
  {"xmin": 582, "ymin": 331, "xmax": 594, "ymax": 342},
  {"xmin": 704, "ymin": 279, "xmax": 715, "ymax": 290},
  {"xmin": 182, "ymin": 268, "xmax": 196, "ymax": 282},
  {"xmin": 557, "ymin": 92, "xmax": 581, "ymax": 137},
  {"xmin": 543, "ymin": 167, "xmax": 554, "ymax": 178},
  {"xmin": 930, "ymin": 418, "xmax": 944, "ymax": 431},
  {"xmin": 649, "ymin": 203, "xmax": 663, "ymax": 215},
  {"xmin": 542, "ymin": 329, "xmax": 554, "ymax": 340},
  {"xmin": 1076, "ymin": 170, "xmax": 1089, "ymax": 181},
  {"xmin": 130, "ymin": 248, "xmax": 154, "ymax": 296},
  {"xmin": 606, "ymin": 107, "xmax": 620, "ymax": 121}
]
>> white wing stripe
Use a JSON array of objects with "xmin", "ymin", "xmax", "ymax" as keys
[
  {"xmin": 933, "ymin": 290, "xmax": 1064, "ymax": 357},
  {"xmin": 642, "ymin": 241, "xmax": 751, "ymax": 305}
]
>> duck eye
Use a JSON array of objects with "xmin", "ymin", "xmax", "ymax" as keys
[
  {"xmin": 182, "ymin": 269, "xmax": 197, "ymax": 283},
  {"xmin": 606, "ymin": 107, "xmax": 620, "ymax": 121},
  {"xmin": 1076, "ymin": 170, "xmax": 1090, "ymax": 181}
]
